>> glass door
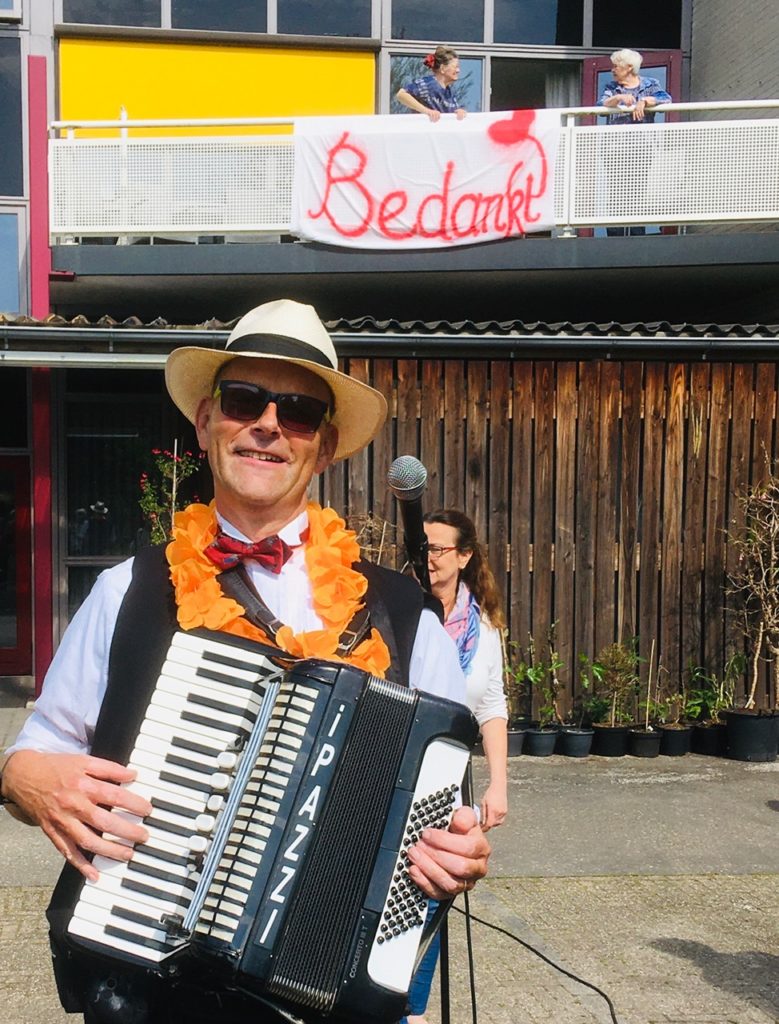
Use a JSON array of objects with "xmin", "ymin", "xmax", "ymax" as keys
[{"xmin": 0, "ymin": 455, "xmax": 32, "ymax": 674}]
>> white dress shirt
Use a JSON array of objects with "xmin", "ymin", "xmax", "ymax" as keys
[{"xmin": 10, "ymin": 510, "xmax": 465, "ymax": 756}]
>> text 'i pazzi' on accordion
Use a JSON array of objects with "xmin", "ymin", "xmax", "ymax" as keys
[{"xmin": 66, "ymin": 628, "xmax": 478, "ymax": 1022}]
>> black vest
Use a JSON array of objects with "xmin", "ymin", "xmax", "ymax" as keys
[{"xmin": 46, "ymin": 545, "xmax": 433, "ymax": 1020}]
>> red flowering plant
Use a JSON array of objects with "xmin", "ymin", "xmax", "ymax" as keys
[{"xmin": 139, "ymin": 444, "xmax": 205, "ymax": 544}]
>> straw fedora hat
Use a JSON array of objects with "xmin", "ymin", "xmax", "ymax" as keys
[{"xmin": 165, "ymin": 299, "xmax": 387, "ymax": 462}]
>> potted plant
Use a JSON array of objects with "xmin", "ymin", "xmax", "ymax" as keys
[
  {"xmin": 688, "ymin": 654, "xmax": 743, "ymax": 757},
  {"xmin": 503, "ymin": 638, "xmax": 533, "ymax": 756},
  {"xmin": 654, "ymin": 664, "xmax": 694, "ymax": 756},
  {"xmin": 558, "ymin": 655, "xmax": 596, "ymax": 758},
  {"xmin": 629, "ymin": 639, "xmax": 662, "ymax": 757},
  {"xmin": 588, "ymin": 641, "xmax": 640, "ymax": 757},
  {"xmin": 725, "ymin": 469, "xmax": 779, "ymax": 761},
  {"xmin": 521, "ymin": 626, "xmax": 563, "ymax": 757}
]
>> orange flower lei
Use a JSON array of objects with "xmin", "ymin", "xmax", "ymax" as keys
[{"xmin": 166, "ymin": 501, "xmax": 391, "ymax": 677}]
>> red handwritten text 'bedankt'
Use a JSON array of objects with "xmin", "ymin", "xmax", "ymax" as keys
[{"xmin": 307, "ymin": 131, "xmax": 549, "ymax": 242}]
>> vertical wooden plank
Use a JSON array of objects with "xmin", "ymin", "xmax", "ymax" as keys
[
  {"xmin": 533, "ymin": 362, "xmax": 555, "ymax": 664},
  {"xmin": 618, "ymin": 362, "xmax": 643, "ymax": 646},
  {"xmin": 575, "ymin": 361, "xmax": 599, "ymax": 664},
  {"xmin": 420, "ymin": 360, "xmax": 444, "ymax": 508},
  {"xmin": 444, "ymin": 361, "xmax": 466, "ymax": 510},
  {"xmin": 594, "ymin": 361, "xmax": 620, "ymax": 655},
  {"xmin": 639, "ymin": 364, "xmax": 665, "ymax": 679},
  {"xmin": 661, "ymin": 363, "xmax": 686, "ymax": 689},
  {"xmin": 555, "ymin": 362, "xmax": 577, "ymax": 706},
  {"xmin": 681, "ymin": 362, "xmax": 709, "ymax": 675},
  {"xmin": 371, "ymin": 359, "xmax": 396, "ymax": 536},
  {"xmin": 466, "ymin": 362, "xmax": 489, "ymax": 540},
  {"xmin": 752, "ymin": 362, "xmax": 775, "ymax": 486},
  {"xmin": 346, "ymin": 357, "xmax": 371, "ymax": 519},
  {"xmin": 488, "ymin": 362, "xmax": 511, "ymax": 626},
  {"xmin": 509, "ymin": 362, "xmax": 533, "ymax": 646},
  {"xmin": 704, "ymin": 363, "xmax": 730, "ymax": 683},
  {"xmin": 726, "ymin": 364, "xmax": 753, "ymax": 702},
  {"xmin": 396, "ymin": 359, "xmax": 419, "ymax": 461}
]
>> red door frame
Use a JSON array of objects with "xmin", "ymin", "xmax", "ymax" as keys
[{"xmin": 0, "ymin": 455, "xmax": 32, "ymax": 674}]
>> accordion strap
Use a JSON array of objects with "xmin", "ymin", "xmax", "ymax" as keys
[{"xmin": 219, "ymin": 566, "xmax": 372, "ymax": 658}]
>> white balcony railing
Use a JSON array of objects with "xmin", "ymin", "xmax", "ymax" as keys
[{"xmin": 49, "ymin": 101, "xmax": 779, "ymax": 242}]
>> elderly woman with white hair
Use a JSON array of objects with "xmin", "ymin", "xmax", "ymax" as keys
[{"xmin": 599, "ymin": 47, "xmax": 671, "ymax": 124}]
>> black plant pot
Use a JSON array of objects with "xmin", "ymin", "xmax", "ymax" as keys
[
  {"xmin": 724, "ymin": 710, "xmax": 778, "ymax": 763},
  {"xmin": 507, "ymin": 728, "xmax": 526, "ymax": 757},
  {"xmin": 658, "ymin": 724, "xmax": 693, "ymax": 756},
  {"xmin": 558, "ymin": 727, "xmax": 594, "ymax": 758},
  {"xmin": 691, "ymin": 722, "xmax": 727, "ymax": 757},
  {"xmin": 591, "ymin": 724, "xmax": 630, "ymax": 757},
  {"xmin": 629, "ymin": 727, "xmax": 661, "ymax": 758},
  {"xmin": 523, "ymin": 727, "xmax": 558, "ymax": 757}
]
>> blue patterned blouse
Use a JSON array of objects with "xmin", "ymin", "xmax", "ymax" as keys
[
  {"xmin": 598, "ymin": 75, "xmax": 672, "ymax": 124},
  {"xmin": 403, "ymin": 74, "xmax": 460, "ymax": 114}
]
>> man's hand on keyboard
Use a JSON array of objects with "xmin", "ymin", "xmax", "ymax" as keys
[
  {"xmin": 1, "ymin": 750, "xmax": 152, "ymax": 881},
  {"xmin": 404, "ymin": 806, "xmax": 491, "ymax": 900}
]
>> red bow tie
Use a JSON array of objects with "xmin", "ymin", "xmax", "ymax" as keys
[{"xmin": 204, "ymin": 532, "xmax": 292, "ymax": 574}]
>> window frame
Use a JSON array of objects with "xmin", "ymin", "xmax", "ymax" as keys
[
  {"xmin": 0, "ymin": 0, "xmax": 23, "ymax": 22},
  {"xmin": 0, "ymin": 205, "xmax": 28, "ymax": 315}
]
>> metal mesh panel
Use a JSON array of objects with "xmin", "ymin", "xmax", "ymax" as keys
[
  {"xmin": 49, "ymin": 118, "xmax": 779, "ymax": 238},
  {"xmin": 50, "ymin": 136, "xmax": 295, "ymax": 236},
  {"xmin": 570, "ymin": 119, "xmax": 779, "ymax": 225}
]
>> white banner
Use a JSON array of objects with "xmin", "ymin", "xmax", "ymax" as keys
[{"xmin": 291, "ymin": 110, "xmax": 560, "ymax": 249}]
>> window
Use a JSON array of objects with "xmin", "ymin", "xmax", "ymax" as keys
[
  {"xmin": 491, "ymin": 59, "xmax": 580, "ymax": 111},
  {"xmin": 171, "ymin": 0, "xmax": 266, "ymax": 32},
  {"xmin": 0, "ymin": 37, "xmax": 23, "ymax": 198},
  {"xmin": 0, "ymin": 0, "xmax": 22, "ymax": 21},
  {"xmin": 494, "ymin": 0, "xmax": 582, "ymax": 46},
  {"xmin": 62, "ymin": 0, "xmax": 161, "ymax": 27},
  {"xmin": 390, "ymin": 54, "xmax": 483, "ymax": 113},
  {"xmin": 0, "ymin": 368, "xmax": 27, "ymax": 448},
  {"xmin": 391, "ymin": 0, "xmax": 484, "ymax": 42},
  {"xmin": 592, "ymin": 0, "xmax": 681, "ymax": 49},
  {"xmin": 0, "ymin": 213, "xmax": 21, "ymax": 313},
  {"xmin": 278, "ymin": 0, "xmax": 371, "ymax": 37}
]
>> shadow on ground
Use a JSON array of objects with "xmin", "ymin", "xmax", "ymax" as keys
[{"xmin": 652, "ymin": 937, "xmax": 779, "ymax": 1017}]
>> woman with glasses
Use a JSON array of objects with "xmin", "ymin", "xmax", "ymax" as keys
[{"xmin": 403, "ymin": 509, "xmax": 508, "ymax": 1024}]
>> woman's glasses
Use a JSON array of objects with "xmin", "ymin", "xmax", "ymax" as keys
[
  {"xmin": 214, "ymin": 380, "xmax": 331, "ymax": 434},
  {"xmin": 427, "ymin": 544, "xmax": 457, "ymax": 559}
]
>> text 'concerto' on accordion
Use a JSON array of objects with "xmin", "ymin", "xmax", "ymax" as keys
[{"xmin": 66, "ymin": 628, "xmax": 478, "ymax": 1022}]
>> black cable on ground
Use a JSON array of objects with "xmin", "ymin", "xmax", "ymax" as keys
[{"xmin": 452, "ymin": 902, "xmax": 620, "ymax": 1024}]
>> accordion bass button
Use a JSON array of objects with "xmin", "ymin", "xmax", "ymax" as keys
[
  {"xmin": 189, "ymin": 835, "xmax": 209, "ymax": 854},
  {"xmin": 217, "ymin": 751, "xmax": 238, "ymax": 770},
  {"xmin": 207, "ymin": 795, "xmax": 225, "ymax": 813},
  {"xmin": 195, "ymin": 814, "xmax": 216, "ymax": 833}
]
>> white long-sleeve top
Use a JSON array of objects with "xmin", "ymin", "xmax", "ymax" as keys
[
  {"xmin": 10, "ymin": 510, "xmax": 466, "ymax": 756},
  {"xmin": 465, "ymin": 617, "xmax": 508, "ymax": 727}
]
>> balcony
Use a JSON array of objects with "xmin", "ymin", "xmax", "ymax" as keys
[{"xmin": 49, "ymin": 101, "xmax": 779, "ymax": 243}]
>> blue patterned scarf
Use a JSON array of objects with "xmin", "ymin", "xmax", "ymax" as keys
[{"xmin": 444, "ymin": 581, "xmax": 481, "ymax": 676}]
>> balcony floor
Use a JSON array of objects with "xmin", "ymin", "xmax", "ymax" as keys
[{"xmin": 50, "ymin": 231, "xmax": 779, "ymax": 326}]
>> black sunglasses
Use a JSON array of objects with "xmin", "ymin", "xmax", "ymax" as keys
[{"xmin": 214, "ymin": 380, "xmax": 331, "ymax": 434}]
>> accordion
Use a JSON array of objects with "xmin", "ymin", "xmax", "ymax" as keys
[{"xmin": 66, "ymin": 628, "xmax": 477, "ymax": 1022}]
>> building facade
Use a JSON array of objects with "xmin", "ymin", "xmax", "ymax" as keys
[{"xmin": 1, "ymin": 1, "xmax": 778, "ymax": 707}]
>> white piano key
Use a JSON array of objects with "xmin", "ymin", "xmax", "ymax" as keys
[{"xmin": 68, "ymin": 917, "xmax": 172, "ymax": 964}]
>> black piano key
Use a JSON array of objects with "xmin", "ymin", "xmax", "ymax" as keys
[
  {"xmin": 121, "ymin": 877, "xmax": 191, "ymax": 908},
  {"xmin": 144, "ymin": 815, "xmax": 195, "ymax": 840},
  {"xmin": 181, "ymin": 711, "xmax": 250, "ymax": 736},
  {"xmin": 111, "ymin": 904, "xmax": 167, "ymax": 931},
  {"xmin": 188, "ymin": 692, "xmax": 258, "ymax": 721},
  {"xmin": 170, "ymin": 734, "xmax": 226, "ymax": 758},
  {"xmin": 151, "ymin": 796, "xmax": 199, "ymax": 819},
  {"xmin": 133, "ymin": 843, "xmax": 191, "ymax": 868},
  {"xmin": 104, "ymin": 924, "xmax": 174, "ymax": 955},
  {"xmin": 127, "ymin": 861, "xmax": 198, "ymax": 889},
  {"xmin": 158, "ymin": 770, "xmax": 215, "ymax": 795},
  {"xmin": 165, "ymin": 752, "xmax": 219, "ymax": 775}
]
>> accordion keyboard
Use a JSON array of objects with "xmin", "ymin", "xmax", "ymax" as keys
[{"xmin": 67, "ymin": 630, "xmax": 284, "ymax": 964}]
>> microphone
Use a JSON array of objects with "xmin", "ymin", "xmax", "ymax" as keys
[{"xmin": 387, "ymin": 455, "xmax": 430, "ymax": 592}]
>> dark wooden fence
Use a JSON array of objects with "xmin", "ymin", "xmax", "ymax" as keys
[{"xmin": 318, "ymin": 355, "xmax": 779, "ymax": 711}]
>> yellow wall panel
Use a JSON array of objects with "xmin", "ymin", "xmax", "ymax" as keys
[{"xmin": 59, "ymin": 39, "xmax": 376, "ymax": 136}]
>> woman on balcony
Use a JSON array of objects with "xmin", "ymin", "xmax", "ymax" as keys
[
  {"xmin": 598, "ymin": 48, "xmax": 672, "ymax": 124},
  {"xmin": 396, "ymin": 46, "xmax": 467, "ymax": 122}
]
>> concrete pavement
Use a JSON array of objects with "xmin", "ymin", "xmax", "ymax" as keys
[{"xmin": 2, "ymin": 696, "xmax": 778, "ymax": 1024}]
